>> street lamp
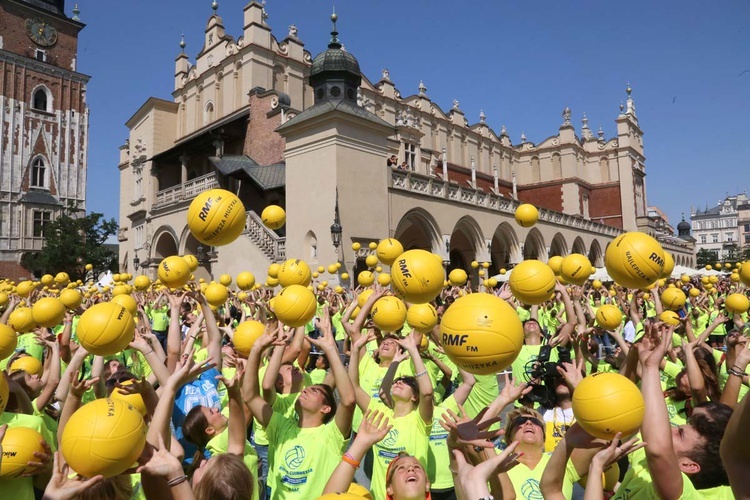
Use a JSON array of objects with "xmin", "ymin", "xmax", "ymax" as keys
[
  {"xmin": 133, "ymin": 252, "xmax": 140, "ymax": 271},
  {"xmin": 330, "ymin": 189, "xmax": 342, "ymax": 249}
]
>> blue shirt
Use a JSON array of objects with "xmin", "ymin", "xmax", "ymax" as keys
[{"xmin": 173, "ymin": 367, "xmax": 221, "ymax": 463}]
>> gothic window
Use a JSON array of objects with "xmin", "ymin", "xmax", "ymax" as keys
[
  {"xmin": 204, "ymin": 102, "xmax": 215, "ymax": 125},
  {"xmin": 33, "ymin": 211, "xmax": 51, "ymax": 237},
  {"xmin": 134, "ymin": 166, "xmax": 143, "ymax": 200},
  {"xmin": 30, "ymin": 158, "xmax": 47, "ymax": 188},
  {"xmin": 32, "ymin": 87, "xmax": 49, "ymax": 112}
]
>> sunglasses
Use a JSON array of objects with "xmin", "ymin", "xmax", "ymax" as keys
[
  {"xmin": 105, "ymin": 374, "xmax": 134, "ymax": 388},
  {"xmin": 510, "ymin": 415, "xmax": 544, "ymax": 431}
]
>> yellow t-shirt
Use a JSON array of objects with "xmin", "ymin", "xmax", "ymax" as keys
[
  {"xmin": 428, "ymin": 396, "xmax": 460, "ymax": 490},
  {"xmin": 265, "ymin": 411, "xmax": 348, "ymax": 500},
  {"xmin": 206, "ymin": 426, "xmax": 260, "ymax": 500},
  {"xmin": 505, "ymin": 451, "xmax": 580, "ymax": 500},
  {"xmin": 369, "ymin": 400, "xmax": 430, "ymax": 500},
  {"xmin": 613, "ymin": 446, "xmax": 701, "ymax": 499}
]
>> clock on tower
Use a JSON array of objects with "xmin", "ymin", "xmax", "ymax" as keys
[{"xmin": 0, "ymin": 0, "xmax": 90, "ymax": 280}]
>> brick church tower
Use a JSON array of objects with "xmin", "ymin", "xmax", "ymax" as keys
[{"xmin": 0, "ymin": 0, "xmax": 89, "ymax": 279}]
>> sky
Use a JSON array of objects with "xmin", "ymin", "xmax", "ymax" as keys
[{"xmin": 71, "ymin": 0, "xmax": 750, "ymax": 230}]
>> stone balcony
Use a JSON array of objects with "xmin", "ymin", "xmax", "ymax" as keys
[{"xmin": 153, "ymin": 173, "xmax": 219, "ymax": 209}]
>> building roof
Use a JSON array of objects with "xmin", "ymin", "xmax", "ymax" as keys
[
  {"xmin": 19, "ymin": 190, "xmax": 62, "ymax": 206},
  {"xmin": 276, "ymin": 98, "xmax": 393, "ymax": 132},
  {"xmin": 209, "ymin": 156, "xmax": 285, "ymax": 191}
]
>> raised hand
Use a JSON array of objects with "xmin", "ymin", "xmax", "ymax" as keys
[
  {"xmin": 42, "ymin": 451, "xmax": 103, "ymax": 500},
  {"xmin": 590, "ymin": 432, "xmax": 645, "ymax": 471},
  {"xmin": 69, "ymin": 374, "xmax": 99, "ymax": 399},
  {"xmin": 556, "ymin": 358, "xmax": 585, "ymax": 389},
  {"xmin": 354, "ymin": 409, "xmax": 393, "ymax": 448},
  {"xmin": 440, "ymin": 406, "xmax": 502, "ymax": 449},
  {"xmin": 499, "ymin": 372, "xmax": 532, "ymax": 402}
]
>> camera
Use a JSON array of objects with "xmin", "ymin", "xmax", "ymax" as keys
[{"xmin": 524, "ymin": 345, "xmax": 571, "ymax": 408}]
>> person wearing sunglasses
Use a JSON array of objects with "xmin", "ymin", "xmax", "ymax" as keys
[{"xmin": 500, "ymin": 407, "xmax": 582, "ymax": 499}]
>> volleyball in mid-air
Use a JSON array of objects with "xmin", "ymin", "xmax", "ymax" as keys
[
  {"xmin": 595, "ymin": 304, "xmax": 622, "ymax": 330},
  {"xmin": 390, "ymin": 250, "xmax": 444, "ymax": 304},
  {"xmin": 514, "ymin": 203, "xmax": 539, "ymax": 227},
  {"xmin": 158, "ymin": 255, "xmax": 191, "ymax": 289},
  {"xmin": 187, "ymin": 188, "xmax": 246, "ymax": 246},
  {"xmin": 376, "ymin": 238, "xmax": 404, "ymax": 266},
  {"xmin": 439, "ymin": 293, "xmax": 524, "ymax": 375},
  {"xmin": 76, "ymin": 302, "xmax": 135, "ymax": 356},
  {"xmin": 0, "ymin": 427, "xmax": 46, "ymax": 477},
  {"xmin": 509, "ymin": 260, "xmax": 556, "ymax": 305},
  {"xmin": 272, "ymin": 285, "xmax": 316, "ymax": 328},
  {"xmin": 560, "ymin": 253, "xmax": 592, "ymax": 286},
  {"xmin": 572, "ymin": 372, "xmax": 645, "ymax": 440},
  {"xmin": 261, "ymin": 205, "xmax": 286, "ymax": 230},
  {"xmin": 277, "ymin": 259, "xmax": 312, "ymax": 288},
  {"xmin": 605, "ymin": 232, "xmax": 665, "ymax": 289}
]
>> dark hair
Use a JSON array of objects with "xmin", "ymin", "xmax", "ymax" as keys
[
  {"xmin": 77, "ymin": 474, "xmax": 132, "ymax": 499},
  {"xmin": 183, "ymin": 406, "xmax": 211, "ymax": 450},
  {"xmin": 372, "ymin": 334, "xmax": 402, "ymax": 364},
  {"xmin": 105, "ymin": 369, "xmax": 136, "ymax": 396},
  {"xmin": 316, "ymin": 384, "xmax": 337, "ymax": 424},
  {"xmin": 9, "ymin": 370, "xmax": 32, "ymax": 395},
  {"xmin": 686, "ymin": 411, "xmax": 731, "ymax": 489},
  {"xmin": 393, "ymin": 376, "xmax": 420, "ymax": 406}
]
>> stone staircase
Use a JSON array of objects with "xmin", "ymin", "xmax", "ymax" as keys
[{"xmin": 243, "ymin": 210, "xmax": 286, "ymax": 262}]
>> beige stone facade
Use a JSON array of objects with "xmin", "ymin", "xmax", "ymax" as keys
[{"xmin": 117, "ymin": 2, "xmax": 694, "ymax": 284}]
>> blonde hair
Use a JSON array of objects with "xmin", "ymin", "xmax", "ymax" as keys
[
  {"xmin": 503, "ymin": 406, "xmax": 545, "ymax": 445},
  {"xmin": 75, "ymin": 474, "xmax": 132, "ymax": 500}
]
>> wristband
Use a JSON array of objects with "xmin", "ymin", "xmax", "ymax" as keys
[
  {"xmin": 415, "ymin": 370, "xmax": 428, "ymax": 378},
  {"xmin": 167, "ymin": 474, "xmax": 188, "ymax": 487},
  {"xmin": 342, "ymin": 453, "xmax": 361, "ymax": 470},
  {"xmin": 728, "ymin": 368, "xmax": 747, "ymax": 378}
]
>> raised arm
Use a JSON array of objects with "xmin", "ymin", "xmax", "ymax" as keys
[
  {"xmin": 451, "ymin": 366, "xmax": 476, "ymax": 406},
  {"xmin": 35, "ymin": 338, "xmax": 61, "ymax": 411},
  {"xmin": 348, "ymin": 332, "xmax": 374, "ymax": 412},
  {"xmin": 397, "ymin": 333, "xmax": 433, "ymax": 424},
  {"xmin": 219, "ymin": 371, "xmax": 246, "ymax": 455},
  {"xmin": 241, "ymin": 327, "xmax": 282, "ymax": 429},
  {"xmin": 682, "ymin": 341, "xmax": 707, "ymax": 404},
  {"xmin": 55, "ymin": 347, "xmax": 89, "ymax": 402},
  {"xmin": 195, "ymin": 294, "xmax": 223, "ymax": 371},
  {"xmin": 637, "ymin": 323, "xmax": 684, "ymax": 500},
  {"xmin": 379, "ymin": 350, "xmax": 408, "ymax": 410},
  {"xmin": 720, "ymin": 341, "xmax": 750, "ymax": 408},
  {"xmin": 165, "ymin": 292, "xmax": 184, "ymax": 373},
  {"xmin": 308, "ymin": 308, "xmax": 356, "ymax": 437},
  {"xmin": 720, "ymin": 363, "xmax": 750, "ymax": 497}
]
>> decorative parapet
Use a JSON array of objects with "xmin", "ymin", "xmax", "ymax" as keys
[{"xmin": 390, "ymin": 170, "xmax": 622, "ymax": 238}]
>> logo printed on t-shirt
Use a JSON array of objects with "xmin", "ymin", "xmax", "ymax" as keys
[
  {"xmin": 382, "ymin": 428, "xmax": 399, "ymax": 447},
  {"xmin": 284, "ymin": 445, "xmax": 306, "ymax": 469},
  {"xmin": 521, "ymin": 478, "xmax": 544, "ymax": 500}
]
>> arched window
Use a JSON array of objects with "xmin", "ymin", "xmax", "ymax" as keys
[
  {"xmin": 599, "ymin": 157, "xmax": 610, "ymax": 182},
  {"xmin": 551, "ymin": 153, "xmax": 562, "ymax": 178},
  {"xmin": 32, "ymin": 88, "xmax": 49, "ymax": 112},
  {"xmin": 204, "ymin": 101, "xmax": 215, "ymax": 124},
  {"xmin": 31, "ymin": 157, "xmax": 47, "ymax": 188}
]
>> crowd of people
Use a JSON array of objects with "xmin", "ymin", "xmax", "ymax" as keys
[{"xmin": 0, "ymin": 269, "xmax": 749, "ymax": 500}]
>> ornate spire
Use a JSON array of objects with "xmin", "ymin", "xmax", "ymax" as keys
[
  {"xmin": 180, "ymin": 34, "xmax": 186, "ymax": 52},
  {"xmin": 418, "ymin": 80, "xmax": 427, "ymax": 96},
  {"xmin": 72, "ymin": 3, "xmax": 80, "ymax": 21},
  {"xmin": 521, "ymin": 132, "xmax": 527, "ymax": 144},
  {"xmin": 581, "ymin": 113, "xmax": 591, "ymax": 140},
  {"xmin": 625, "ymin": 82, "xmax": 637, "ymax": 117},
  {"xmin": 597, "ymin": 125, "xmax": 604, "ymax": 142},
  {"xmin": 479, "ymin": 109, "xmax": 486, "ymax": 124},
  {"xmin": 329, "ymin": 9, "xmax": 341, "ymax": 47},
  {"xmin": 626, "ymin": 82, "xmax": 632, "ymax": 96},
  {"xmin": 211, "ymin": 0, "xmax": 218, "ymax": 14},
  {"xmin": 619, "ymin": 101, "xmax": 625, "ymax": 114}
]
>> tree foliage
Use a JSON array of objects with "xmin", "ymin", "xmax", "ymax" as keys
[{"xmin": 21, "ymin": 211, "xmax": 118, "ymax": 280}]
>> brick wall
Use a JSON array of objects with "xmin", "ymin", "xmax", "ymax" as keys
[
  {"xmin": 518, "ymin": 184, "xmax": 564, "ymax": 212},
  {"xmin": 0, "ymin": 260, "xmax": 32, "ymax": 281},
  {"xmin": 243, "ymin": 90, "xmax": 286, "ymax": 166},
  {"xmin": 0, "ymin": 2, "xmax": 81, "ymax": 71},
  {"xmin": 589, "ymin": 183, "xmax": 623, "ymax": 228}
]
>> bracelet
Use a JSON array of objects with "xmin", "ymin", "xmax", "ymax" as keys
[
  {"xmin": 167, "ymin": 474, "xmax": 188, "ymax": 487},
  {"xmin": 342, "ymin": 453, "xmax": 361, "ymax": 470},
  {"xmin": 142, "ymin": 350, "xmax": 154, "ymax": 356},
  {"xmin": 415, "ymin": 370, "xmax": 428, "ymax": 378},
  {"xmin": 728, "ymin": 368, "xmax": 747, "ymax": 378}
]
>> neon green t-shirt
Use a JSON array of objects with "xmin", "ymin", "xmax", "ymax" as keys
[
  {"xmin": 353, "ymin": 354, "xmax": 412, "ymax": 432},
  {"xmin": 428, "ymin": 396, "xmax": 460, "ymax": 489},
  {"xmin": 368, "ymin": 399, "xmax": 430, "ymax": 500},
  {"xmin": 505, "ymin": 451, "xmax": 580, "ymax": 500},
  {"xmin": 613, "ymin": 446, "xmax": 701, "ymax": 499},
  {"xmin": 265, "ymin": 411, "xmax": 348, "ymax": 499}
]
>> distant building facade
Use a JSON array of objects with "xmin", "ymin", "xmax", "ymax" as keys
[
  {"xmin": 117, "ymin": 2, "xmax": 694, "ymax": 282},
  {"xmin": 691, "ymin": 194, "xmax": 746, "ymax": 261},
  {"xmin": 0, "ymin": 0, "xmax": 89, "ymax": 279}
]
